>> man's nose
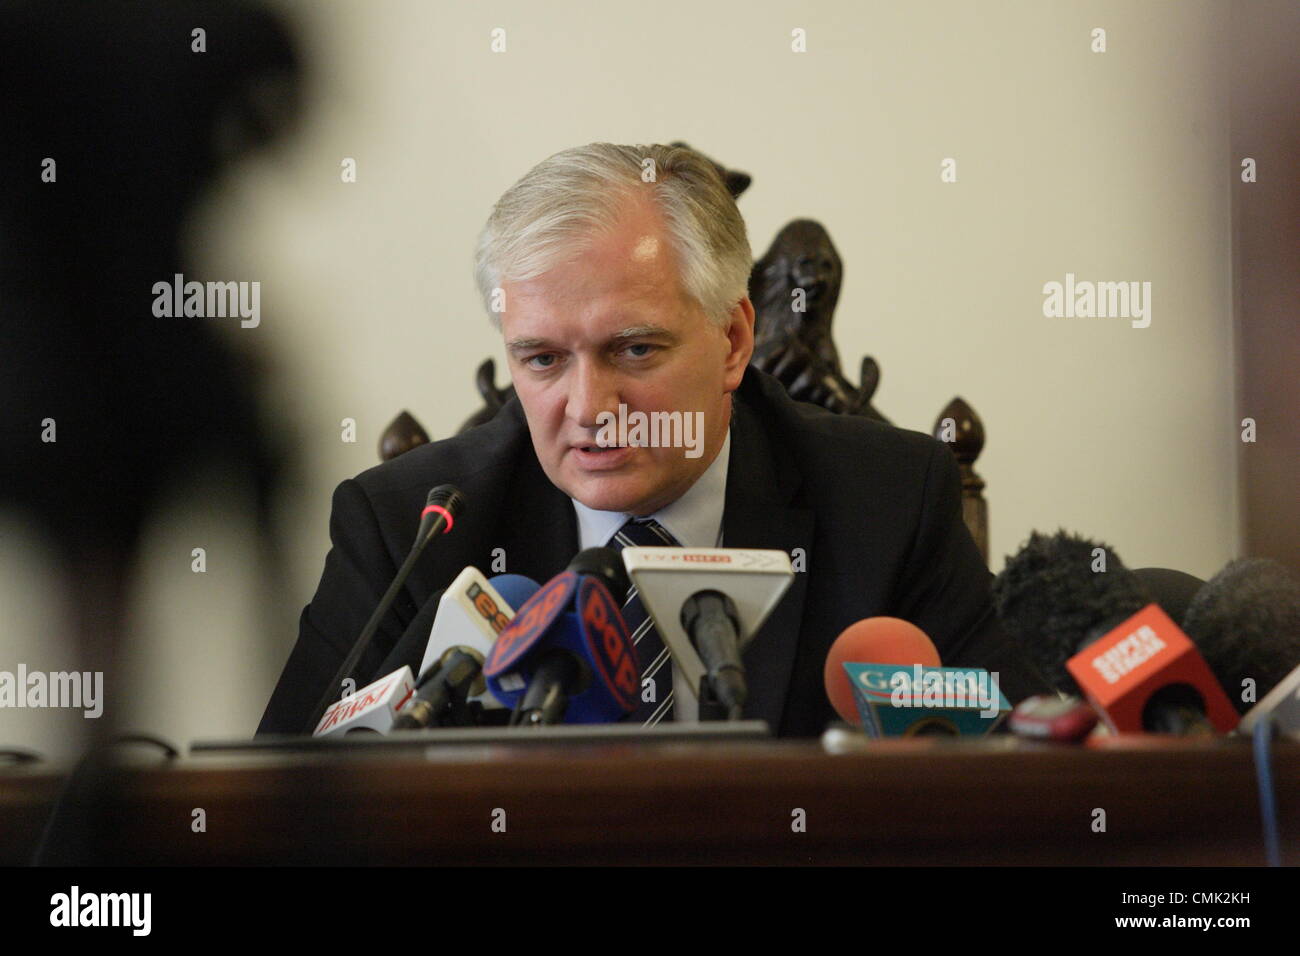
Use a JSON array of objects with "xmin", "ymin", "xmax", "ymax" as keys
[{"xmin": 565, "ymin": 358, "xmax": 620, "ymax": 428}]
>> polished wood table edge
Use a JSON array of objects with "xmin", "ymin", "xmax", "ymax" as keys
[{"xmin": 3, "ymin": 736, "xmax": 1294, "ymax": 865}]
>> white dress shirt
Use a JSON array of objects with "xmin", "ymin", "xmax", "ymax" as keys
[{"xmin": 570, "ymin": 428, "xmax": 731, "ymax": 722}]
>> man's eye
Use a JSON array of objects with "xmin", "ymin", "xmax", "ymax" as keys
[
  {"xmin": 622, "ymin": 343, "xmax": 656, "ymax": 359},
  {"xmin": 526, "ymin": 353, "xmax": 558, "ymax": 370}
]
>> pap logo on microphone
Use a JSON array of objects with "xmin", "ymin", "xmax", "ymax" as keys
[
  {"xmin": 594, "ymin": 404, "xmax": 706, "ymax": 458},
  {"xmin": 484, "ymin": 572, "xmax": 575, "ymax": 675},
  {"xmin": 579, "ymin": 577, "xmax": 638, "ymax": 707}
]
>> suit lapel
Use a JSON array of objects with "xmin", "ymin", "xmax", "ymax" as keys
[
  {"xmin": 504, "ymin": 441, "xmax": 580, "ymax": 584},
  {"xmin": 402, "ymin": 398, "xmax": 578, "ymax": 602},
  {"xmin": 722, "ymin": 384, "xmax": 813, "ymax": 733}
]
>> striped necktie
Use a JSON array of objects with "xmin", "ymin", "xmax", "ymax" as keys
[{"xmin": 607, "ymin": 517, "xmax": 680, "ymax": 725}]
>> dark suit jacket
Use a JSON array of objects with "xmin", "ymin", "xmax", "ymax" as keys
[{"xmin": 258, "ymin": 366, "xmax": 1048, "ymax": 737}]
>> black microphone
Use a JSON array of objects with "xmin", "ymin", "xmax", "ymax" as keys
[
  {"xmin": 414, "ymin": 484, "xmax": 466, "ymax": 547},
  {"xmin": 302, "ymin": 484, "xmax": 466, "ymax": 734},
  {"xmin": 992, "ymin": 530, "xmax": 1148, "ymax": 695},
  {"xmin": 566, "ymin": 546, "xmax": 631, "ymax": 602},
  {"xmin": 1133, "ymin": 567, "xmax": 1206, "ymax": 625},
  {"xmin": 680, "ymin": 590, "xmax": 746, "ymax": 719},
  {"xmin": 1182, "ymin": 557, "xmax": 1300, "ymax": 715}
]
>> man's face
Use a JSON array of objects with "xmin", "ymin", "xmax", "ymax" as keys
[{"xmin": 500, "ymin": 194, "xmax": 754, "ymax": 516}]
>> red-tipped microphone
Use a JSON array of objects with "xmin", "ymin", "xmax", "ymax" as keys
[
  {"xmin": 416, "ymin": 484, "xmax": 466, "ymax": 545},
  {"xmin": 823, "ymin": 617, "xmax": 941, "ymax": 725},
  {"xmin": 303, "ymin": 484, "xmax": 467, "ymax": 734}
]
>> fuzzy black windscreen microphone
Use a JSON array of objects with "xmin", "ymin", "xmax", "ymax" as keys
[
  {"xmin": 991, "ymin": 530, "xmax": 1150, "ymax": 693},
  {"xmin": 1183, "ymin": 558, "xmax": 1300, "ymax": 714}
]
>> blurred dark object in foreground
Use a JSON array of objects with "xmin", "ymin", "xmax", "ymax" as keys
[{"xmin": 0, "ymin": 0, "xmax": 304, "ymax": 862}]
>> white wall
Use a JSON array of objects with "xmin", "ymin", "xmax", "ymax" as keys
[{"xmin": 1, "ymin": 0, "xmax": 1242, "ymax": 759}]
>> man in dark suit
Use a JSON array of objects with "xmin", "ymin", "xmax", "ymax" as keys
[{"xmin": 258, "ymin": 143, "xmax": 1046, "ymax": 737}]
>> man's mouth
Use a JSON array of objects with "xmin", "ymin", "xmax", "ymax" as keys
[{"xmin": 569, "ymin": 443, "xmax": 636, "ymax": 471}]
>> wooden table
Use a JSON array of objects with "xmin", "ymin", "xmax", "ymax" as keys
[{"xmin": 4, "ymin": 730, "xmax": 1296, "ymax": 865}]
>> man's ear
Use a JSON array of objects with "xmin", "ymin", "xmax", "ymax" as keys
[{"xmin": 722, "ymin": 297, "xmax": 755, "ymax": 393}]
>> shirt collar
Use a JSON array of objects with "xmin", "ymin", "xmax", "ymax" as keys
[{"xmin": 572, "ymin": 428, "xmax": 731, "ymax": 551}]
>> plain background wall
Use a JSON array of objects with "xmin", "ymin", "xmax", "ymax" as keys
[{"xmin": 2, "ymin": 0, "xmax": 1261, "ymax": 759}]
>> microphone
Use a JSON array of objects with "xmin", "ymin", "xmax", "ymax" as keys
[
  {"xmin": 824, "ymin": 617, "xmax": 1008, "ymax": 736},
  {"xmin": 993, "ymin": 530, "xmax": 1238, "ymax": 735},
  {"xmin": 415, "ymin": 484, "xmax": 466, "ymax": 547},
  {"xmin": 565, "ymin": 547, "xmax": 631, "ymax": 603},
  {"xmin": 681, "ymin": 591, "xmax": 746, "ymax": 719},
  {"xmin": 620, "ymin": 547, "xmax": 793, "ymax": 717},
  {"xmin": 303, "ymin": 484, "xmax": 466, "ymax": 735},
  {"xmin": 489, "ymin": 574, "xmax": 546, "ymax": 615},
  {"xmin": 1007, "ymin": 695, "xmax": 1100, "ymax": 742},
  {"xmin": 823, "ymin": 617, "xmax": 940, "ymax": 724},
  {"xmin": 1181, "ymin": 557, "xmax": 1300, "ymax": 715},
  {"xmin": 1133, "ymin": 567, "xmax": 1206, "ymax": 625},
  {"xmin": 313, "ymin": 666, "xmax": 416, "ymax": 736},
  {"xmin": 1178, "ymin": 557, "xmax": 1300, "ymax": 739},
  {"xmin": 392, "ymin": 569, "xmax": 540, "ymax": 730},
  {"xmin": 483, "ymin": 549, "xmax": 639, "ymax": 726}
]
